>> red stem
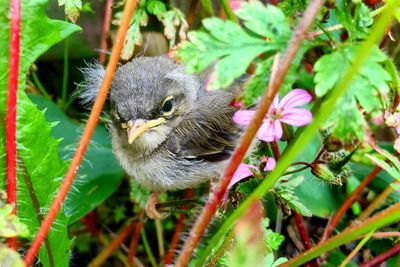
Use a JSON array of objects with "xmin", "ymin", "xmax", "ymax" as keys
[
  {"xmin": 6, "ymin": 0, "xmax": 21, "ymax": 250},
  {"xmin": 165, "ymin": 189, "xmax": 193, "ymax": 264},
  {"xmin": 88, "ymin": 222, "xmax": 136, "ymax": 267},
  {"xmin": 174, "ymin": 1, "xmax": 325, "ymax": 265},
  {"xmin": 128, "ymin": 220, "xmax": 143, "ymax": 266},
  {"xmin": 360, "ymin": 243, "xmax": 400, "ymax": 267},
  {"xmin": 23, "ymin": 1, "xmax": 137, "ymax": 265},
  {"xmin": 320, "ymin": 166, "xmax": 381, "ymax": 243},
  {"xmin": 99, "ymin": 0, "xmax": 113, "ymax": 64},
  {"xmin": 273, "ymin": 142, "xmax": 317, "ymax": 266},
  {"xmin": 293, "ymin": 212, "xmax": 319, "ymax": 267},
  {"xmin": 187, "ymin": 0, "xmax": 199, "ymax": 29}
]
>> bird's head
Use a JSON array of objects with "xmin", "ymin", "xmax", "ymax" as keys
[{"xmin": 107, "ymin": 57, "xmax": 200, "ymax": 151}]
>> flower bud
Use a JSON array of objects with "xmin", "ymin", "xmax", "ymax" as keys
[{"xmin": 311, "ymin": 164, "xmax": 342, "ymax": 185}]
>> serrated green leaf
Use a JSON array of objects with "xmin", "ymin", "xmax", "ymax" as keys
[
  {"xmin": 336, "ymin": 1, "xmax": 373, "ymax": 40},
  {"xmin": 0, "ymin": 1, "xmax": 80, "ymax": 266},
  {"xmin": 121, "ymin": 8, "xmax": 147, "ymax": 60},
  {"xmin": 29, "ymin": 95, "xmax": 124, "ymax": 224},
  {"xmin": 177, "ymin": 1, "xmax": 290, "ymax": 89},
  {"xmin": 146, "ymin": 0, "xmax": 166, "ymax": 16},
  {"xmin": 314, "ymin": 45, "xmax": 391, "ymax": 143},
  {"xmin": 236, "ymin": 2, "xmax": 291, "ymax": 41},
  {"xmin": 58, "ymin": 0, "xmax": 82, "ymax": 23}
]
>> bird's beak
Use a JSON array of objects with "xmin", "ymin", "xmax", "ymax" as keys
[{"xmin": 126, "ymin": 118, "xmax": 166, "ymax": 144}]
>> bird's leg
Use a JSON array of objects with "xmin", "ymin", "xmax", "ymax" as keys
[{"xmin": 145, "ymin": 192, "xmax": 163, "ymax": 219}]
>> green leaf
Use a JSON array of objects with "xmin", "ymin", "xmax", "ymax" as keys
[
  {"xmin": 335, "ymin": 1, "xmax": 373, "ymax": 40},
  {"xmin": 146, "ymin": 0, "xmax": 166, "ymax": 16},
  {"xmin": 58, "ymin": 0, "xmax": 83, "ymax": 23},
  {"xmin": 121, "ymin": 7, "xmax": 148, "ymax": 60},
  {"xmin": 236, "ymin": 1, "xmax": 291, "ymax": 41},
  {"xmin": 0, "ymin": 1, "xmax": 80, "ymax": 266},
  {"xmin": 314, "ymin": 45, "xmax": 391, "ymax": 143},
  {"xmin": 29, "ymin": 95, "xmax": 125, "ymax": 223},
  {"xmin": 273, "ymin": 176, "xmax": 312, "ymax": 217},
  {"xmin": 177, "ymin": 1, "xmax": 290, "ymax": 89}
]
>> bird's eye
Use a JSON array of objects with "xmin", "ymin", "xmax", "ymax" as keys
[{"xmin": 161, "ymin": 96, "xmax": 174, "ymax": 115}]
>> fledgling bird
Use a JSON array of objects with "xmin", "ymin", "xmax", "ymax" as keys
[{"xmin": 80, "ymin": 56, "xmax": 243, "ymax": 218}]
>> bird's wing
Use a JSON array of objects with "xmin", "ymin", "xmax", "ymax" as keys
[{"xmin": 165, "ymin": 89, "xmax": 240, "ymax": 162}]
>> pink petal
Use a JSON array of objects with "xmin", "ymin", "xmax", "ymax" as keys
[
  {"xmin": 228, "ymin": 163, "xmax": 256, "ymax": 189},
  {"xmin": 257, "ymin": 120, "xmax": 283, "ymax": 141},
  {"xmin": 280, "ymin": 108, "xmax": 312, "ymax": 126},
  {"xmin": 279, "ymin": 89, "xmax": 312, "ymax": 109},
  {"xmin": 233, "ymin": 110, "xmax": 255, "ymax": 125},
  {"xmin": 273, "ymin": 120, "xmax": 283, "ymax": 140},
  {"xmin": 256, "ymin": 121, "xmax": 275, "ymax": 142},
  {"xmin": 269, "ymin": 94, "xmax": 280, "ymax": 111},
  {"xmin": 229, "ymin": 0, "xmax": 243, "ymax": 12},
  {"xmin": 262, "ymin": 157, "xmax": 276, "ymax": 171}
]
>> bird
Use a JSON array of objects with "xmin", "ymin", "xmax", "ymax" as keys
[{"xmin": 80, "ymin": 56, "xmax": 244, "ymax": 218}]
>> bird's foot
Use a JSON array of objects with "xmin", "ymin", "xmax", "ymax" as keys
[{"xmin": 145, "ymin": 192, "xmax": 166, "ymax": 219}]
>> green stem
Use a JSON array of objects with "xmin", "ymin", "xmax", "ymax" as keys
[
  {"xmin": 219, "ymin": 0, "xmax": 237, "ymax": 22},
  {"xmin": 339, "ymin": 229, "xmax": 375, "ymax": 267},
  {"xmin": 281, "ymin": 203, "xmax": 400, "ymax": 267},
  {"xmin": 154, "ymin": 219, "xmax": 165, "ymax": 260},
  {"xmin": 32, "ymin": 71, "xmax": 51, "ymax": 100},
  {"xmin": 195, "ymin": 1, "xmax": 398, "ymax": 265},
  {"xmin": 141, "ymin": 228, "xmax": 158, "ymax": 267}
]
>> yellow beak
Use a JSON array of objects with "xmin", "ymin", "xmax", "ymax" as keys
[{"xmin": 126, "ymin": 118, "xmax": 166, "ymax": 144}]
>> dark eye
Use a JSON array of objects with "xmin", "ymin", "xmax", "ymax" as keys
[{"xmin": 161, "ymin": 97, "xmax": 174, "ymax": 114}]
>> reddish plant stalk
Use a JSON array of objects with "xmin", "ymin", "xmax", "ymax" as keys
[
  {"xmin": 23, "ymin": 1, "xmax": 137, "ymax": 265},
  {"xmin": 360, "ymin": 243, "xmax": 400, "ymax": 267},
  {"xmin": 187, "ymin": 0, "xmax": 199, "ymax": 29},
  {"xmin": 6, "ymin": 0, "xmax": 21, "ymax": 250},
  {"xmin": 99, "ymin": 0, "xmax": 113, "ymax": 64},
  {"xmin": 88, "ymin": 223, "xmax": 136, "ymax": 267},
  {"xmin": 165, "ymin": 189, "xmax": 193, "ymax": 264},
  {"xmin": 174, "ymin": 1, "xmax": 325, "ymax": 265},
  {"xmin": 272, "ymin": 142, "xmax": 317, "ymax": 266},
  {"xmin": 320, "ymin": 166, "xmax": 381, "ymax": 243},
  {"xmin": 128, "ymin": 221, "xmax": 143, "ymax": 266}
]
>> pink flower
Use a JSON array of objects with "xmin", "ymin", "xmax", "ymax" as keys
[
  {"xmin": 233, "ymin": 89, "xmax": 313, "ymax": 142},
  {"xmin": 229, "ymin": 0, "xmax": 243, "ymax": 12},
  {"xmin": 228, "ymin": 157, "xmax": 276, "ymax": 189}
]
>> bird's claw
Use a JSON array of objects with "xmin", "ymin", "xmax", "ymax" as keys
[{"xmin": 145, "ymin": 192, "xmax": 167, "ymax": 219}]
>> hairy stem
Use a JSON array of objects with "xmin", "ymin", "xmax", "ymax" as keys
[
  {"xmin": 99, "ymin": 0, "xmax": 113, "ymax": 64},
  {"xmin": 23, "ymin": 1, "xmax": 138, "ymax": 265},
  {"xmin": 320, "ymin": 166, "xmax": 381, "ymax": 242},
  {"xmin": 176, "ymin": 1, "xmax": 326, "ymax": 265},
  {"xmin": 6, "ymin": 0, "xmax": 21, "ymax": 250}
]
